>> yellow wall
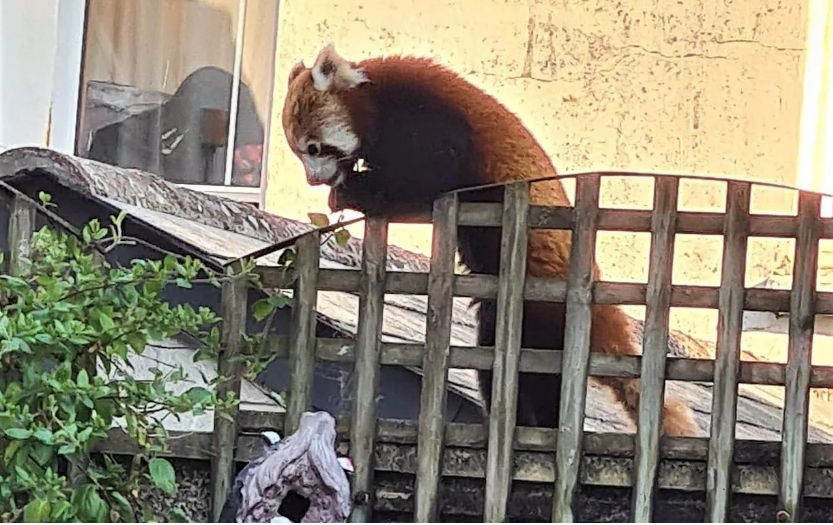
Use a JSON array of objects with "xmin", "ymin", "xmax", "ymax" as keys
[{"xmin": 264, "ymin": 0, "xmax": 811, "ymax": 341}]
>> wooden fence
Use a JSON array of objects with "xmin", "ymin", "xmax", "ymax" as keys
[
  {"xmin": 254, "ymin": 172, "xmax": 833, "ymax": 523},
  {"xmin": 5, "ymin": 172, "xmax": 833, "ymax": 522}
]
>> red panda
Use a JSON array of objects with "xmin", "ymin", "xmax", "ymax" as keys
[{"xmin": 282, "ymin": 44, "xmax": 697, "ymax": 437}]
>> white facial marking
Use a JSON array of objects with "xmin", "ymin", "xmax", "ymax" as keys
[{"xmin": 320, "ymin": 119, "xmax": 359, "ymax": 155}]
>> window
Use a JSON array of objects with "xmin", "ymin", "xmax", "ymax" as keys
[{"xmin": 74, "ymin": 0, "xmax": 279, "ymax": 206}]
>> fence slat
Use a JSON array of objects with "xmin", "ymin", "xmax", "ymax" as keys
[
  {"xmin": 484, "ymin": 182, "xmax": 530, "ymax": 522},
  {"xmin": 632, "ymin": 176, "xmax": 679, "ymax": 522},
  {"xmin": 209, "ymin": 271, "xmax": 249, "ymax": 521},
  {"xmin": 265, "ymin": 335, "xmax": 833, "ymax": 388},
  {"xmin": 285, "ymin": 231, "xmax": 321, "ymax": 434},
  {"xmin": 8, "ymin": 195, "xmax": 36, "ymax": 275},
  {"xmin": 414, "ymin": 194, "xmax": 459, "ymax": 522},
  {"xmin": 706, "ymin": 181, "xmax": 751, "ymax": 521},
  {"xmin": 779, "ymin": 191, "xmax": 820, "ymax": 522},
  {"xmin": 300, "ymin": 268, "xmax": 833, "ymax": 314},
  {"xmin": 349, "ymin": 217, "xmax": 389, "ymax": 523},
  {"xmin": 552, "ymin": 174, "xmax": 600, "ymax": 522}
]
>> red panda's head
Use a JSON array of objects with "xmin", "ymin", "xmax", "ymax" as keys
[{"xmin": 282, "ymin": 44, "xmax": 373, "ymax": 187}]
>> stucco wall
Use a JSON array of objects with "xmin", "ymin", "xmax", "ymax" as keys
[{"xmin": 264, "ymin": 0, "xmax": 809, "ymax": 341}]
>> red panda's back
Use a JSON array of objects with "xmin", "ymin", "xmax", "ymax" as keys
[{"xmin": 360, "ymin": 55, "xmax": 573, "ymax": 277}]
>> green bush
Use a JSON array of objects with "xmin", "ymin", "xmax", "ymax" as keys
[{"xmin": 0, "ymin": 198, "xmax": 259, "ymax": 522}]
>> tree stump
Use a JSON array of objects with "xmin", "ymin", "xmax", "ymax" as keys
[{"xmin": 220, "ymin": 411, "xmax": 352, "ymax": 523}]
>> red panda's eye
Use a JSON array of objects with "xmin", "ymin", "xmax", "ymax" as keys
[{"xmin": 307, "ymin": 143, "xmax": 321, "ymax": 156}]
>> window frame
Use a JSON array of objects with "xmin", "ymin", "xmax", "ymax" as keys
[{"xmin": 56, "ymin": 0, "xmax": 279, "ymax": 209}]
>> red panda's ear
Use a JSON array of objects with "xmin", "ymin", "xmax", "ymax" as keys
[
  {"xmin": 287, "ymin": 60, "xmax": 306, "ymax": 88},
  {"xmin": 311, "ymin": 43, "xmax": 369, "ymax": 92}
]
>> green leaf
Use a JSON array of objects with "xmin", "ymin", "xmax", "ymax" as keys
[
  {"xmin": 33, "ymin": 428, "xmax": 54, "ymax": 445},
  {"xmin": 308, "ymin": 212, "xmax": 330, "ymax": 227},
  {"xmin": 4, "ymin": 428, "xmax": 32, "ymax": 440},
  {"xmin": 335, "ymin": 228, "xmax": 351, "ymax": 246},
  {"xmin": 109, "ymin": 491, "xmax": 136, "ymax": 522},
  {"xmin": 126, "ymin": 332, "xmax": 147, "ymax": 353},
  {"xmin": 50, "ymin": 500, "xmax": 73, "ymax": 521},
  {"xmin": 175, "ymin": 277, "xmax": 192, "ymax": 289},
  {"xmin": 58, "ymin": 444, "xmax": 77, "ymax": 456},
  {"xmin": 73, "ymin": 484, "xmax": 108, "ymax": 522},
  {"xmin": 183, "ymin": 386, "xmax": 212, "ymax": 406},
  {"xmin": 148, "ymin": 457, "xmax": 176, "ymax": 495},
  {"xmin": 77, "ymin": 369, "xmax": 89, "ymax": 388},
  {"xmin": 23, "ymin": 498, "xmax": 51, "ymax": 522},
  {"xmin": 169, "ymin": 507, "xmax": 190, "ymax": 522},
  {"xmin": 97, "ymin": 311, "xmax": 115, "ymax": 332},
  {"xmin": 251, "ymin": 298, "xmax": 276, "ymax": 321}
]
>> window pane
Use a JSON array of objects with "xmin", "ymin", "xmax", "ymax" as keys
[{"xmin": 76, "ymin": 0, "xmax": 278, "ymax": 189}]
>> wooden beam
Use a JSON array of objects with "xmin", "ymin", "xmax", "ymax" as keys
[
  {"xmin": 285, "ymin": 231, "xmax": 321, "ymax": 434},
  {"xmin": 414, "ymin": 194, "xmax": 459, "ymax": 522},
  {"xmin": 349, "ymin": 217, "xmax": 388, "ymax": 523},
  {"xmin": 273, "ymin": 267, "xmax": 833, "ymax": 315},
  {"xmin": 706, "ymin": 181, "xmax": 750, "ymax": 522},
  {"xmin": 209, "ymin": 271, "xmax": 248, "ymax": 522},
  {"xmin": 7, "ymin": 195, "xmax": 37, "ymax": 276},
  {"xmin": 552, "ymin": 174, "xmax": 600, "ymax": 522},
  {"xmin": 632, "ymin": 176, "xmax": 679, "ymax": 522},
  {"xmin": 484, "ymin": 183, "xmax": 530, "ymax": 522},
  {"xmin": 779, "ymin": 191, "xmax": 821, "ymax": 521}
]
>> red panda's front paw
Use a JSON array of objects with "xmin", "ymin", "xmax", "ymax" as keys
[{"xmin": 327, "ymin": 187, "xmax": 348, "ymax": 213}]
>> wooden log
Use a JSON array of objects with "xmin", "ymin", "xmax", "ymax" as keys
[
  {"xmin": 224, "ymin": 411, "xmax": 351, "ymax": 523},
  {"xmin": 285, "ymin": 231, "xmax": 321, "ymax": 434},
  {"xmin": 210, "ymin": 271, "xmax": 249, "ymax": 522},
  {"xmin": 484, "ymin": 183, "xmax": 530, "ymax": 522},
  {"xmin": 706, "ymin": 181, "xmax": 750, "ymax": 522},
  {"xmin": 349, "ymin": 217, "xmax": 388, "ymax": 523},
  {"xmin": 632, "ymin": 176, "xmax": 679, "ymax": 522},
  {"xmin": 779, "ymin": 192, "xmax": 821, "ymax": 522},
  {"xmin": 414, "ymin": 194, "xmax": 459, "ymax": 522},
  {"xmin": 552, "ymin": 174, "xmax": 600, "ymax": 522}
]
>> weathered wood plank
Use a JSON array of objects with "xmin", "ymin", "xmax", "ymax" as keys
[
  {"xmin": 285, "ymin": 231, "xmax": 321, "ymax": 434},
  {"xmin": 349, "ymin": 217, "xmax": 389, "ymax": 523},
  {"xmin": 209, "ymin": 271, "xmax": 249, "ymax": 522},
  {"xmin": 706, "ymin": 181, "xmax": 751, "ymax": 522},
  {"xmin": 265, "ymin": 335, "xmax": 833, "ymax": 388},
  {"xmin": 484, "ymin": 183, "xmax": 530, "ymax": 522},
  {"xmin": 100, "ymin": 418, "xmax": 833, "ymax": 470},
  {"xmin": 553, "ymin": 174, "xmax": 600, "ymax": 522},
  {"xmin": 414, "ymin": 194, "xmax": 459, "ymax": 522},
  {"xmin": 291, "ymin": 268, "xmax": 833, "ymax": 314},
  {"xmin": 779, "ymin": 192, "xmax": 821, "ymax": 522},
  {"xmin": 8, "ymin": 195, "xmax": 37, "ymax": 276},
  {"xmin": 456, "ymin": 201, "xmax": 808, "ymax": 238},
  {"xmin": 632, "ymin": 175, "xmax": 679, "ymax": 522}
]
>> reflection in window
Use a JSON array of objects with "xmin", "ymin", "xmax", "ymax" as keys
[{"xmin": 76, "ymin": 0, "xmax": 279, "ymax": 190}]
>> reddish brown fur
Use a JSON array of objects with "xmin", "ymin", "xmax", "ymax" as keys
[{"xmin": 284, "ymin": 52, "xmax": 697, "ymax": 436}]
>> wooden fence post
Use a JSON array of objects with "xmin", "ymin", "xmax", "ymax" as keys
[
  {"xmin": 414, "ymin": 193, "xmax": 459, "ymax": 522},
  {"xmin": 632, "ymin": 175, "xmax": 679, "ymax": 522},
  {"xmin": 778, "ymin": 191, "xmax": 820, "ymax": 522},
  {"xmin": 552, "ymin": 174, "xmax": 600, "ymax": 522},
  {"xmin": 705, "ymin": 181, "xmax": 750, "ymax": 521},
  {"xmin": 210, "ymin": 269, "xmax": 249, "ymax": 522},
  {"xmin": 484, "ymin": 182, "xmax": 530, "ymax": 522},
  {"xmin": 349, "ymin": 217, "xmax": 389, "ymax": 523},
  {"xmin": 285, "ymin": 231, "xmax": 321, "ymax": 435},
  {"xmin": 8, "ymin": 195, "xmax": 37, "ymax": 276}
]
